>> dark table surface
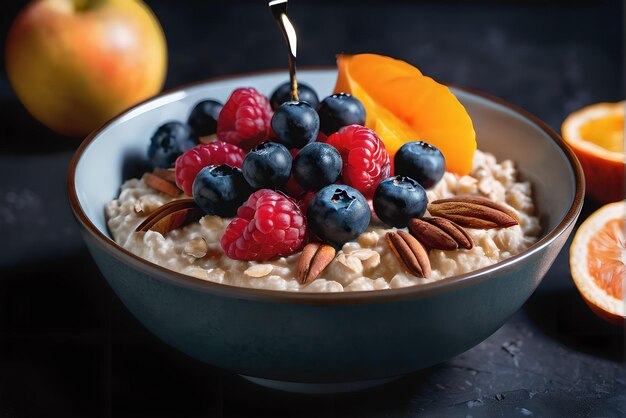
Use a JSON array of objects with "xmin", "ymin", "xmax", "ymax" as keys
[{"xmin": 0, "ymin": 1, "xmax": 624, "ymax": 417}]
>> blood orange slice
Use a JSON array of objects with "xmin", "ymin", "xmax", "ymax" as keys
[{"xmin": 570, "ymin": 201, "xmax": 626, "ymax": 325}]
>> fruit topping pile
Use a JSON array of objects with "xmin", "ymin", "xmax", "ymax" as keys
[
  {"xmin": 122, "ymin": 0, "xmax": 527, "ymax": 287},
  {"xmin": 140, "ymin": 72, "xmax": 475, "ymax": 267},
  {"xmin": 136, "ymin": 44, "xmax": 520, "ymax": 284}
]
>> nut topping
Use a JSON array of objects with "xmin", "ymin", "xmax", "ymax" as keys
[
  {"xmin": 143, "ymin": 172, "xmax": 181, "ymax": 197},
  {"xmin": 135, "ymin": 198, "xmax": 202, "ymax": 235},
  {"xmin": 386, "ymin": 231, "xmax": 431, "ymax": 278},
  {"xmin": 297, "ymin": 242, "xmax": 337, "ymax": 285},
  {"xmin": 427, "ymin": 195, "xmax": 519, "ymax": 229},
  {"xmin": 152, "ymin": 167, "xmax": 177, "ymax": 183},
  {"xmin": 408, "ymin": 216, "xmax": 473, "ymax": 250}
]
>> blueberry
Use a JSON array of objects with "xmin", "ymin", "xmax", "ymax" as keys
[
  {"xmin": 270, "ymin": 81, "xmax": 319, "ymax": 110},
  {"xmin": 242, "ymin": 141, "xmax": 292, "ymax": 189},
  {"xmin": 373, "ymin": 176, "xmax": 428, "ymax": 228},
  {"xmin": 394, "ymin": 141, "xmax": 446, "ymax": 189},
  {"xmin": 147, "ymin": 121, "xmax": 197, "ymax": 168},
  {"xmin": 307, "ymin": 185, "xmax": 371, "ymax": 248},
  {"xmin": 317, "ymin": 93, "xmax": 366, "ymax": 136},
  {"xmin": 192, "ymin": 165, "xmax": 254, "ymax": 217},
  {"xmin": 293, "ymin": 142, "xmax": 342, "ymax": 191},
  {"xmin": 187, "ymin": 99, "xmax": 223, "ymax": 136},
  {"xmin": 271, "ymin": 101, "xmax": 320, "ymax": 149}
]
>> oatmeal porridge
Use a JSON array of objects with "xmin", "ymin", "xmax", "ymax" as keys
[{"xmin": 106, "ymin": 150, "xmax": 541, "ymax": 292}]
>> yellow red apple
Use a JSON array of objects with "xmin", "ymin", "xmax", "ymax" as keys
[{"xmin": 6, "ymin": 0, "xmax": 167, "ymax": 137}]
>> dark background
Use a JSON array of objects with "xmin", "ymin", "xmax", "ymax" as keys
[{"xmin": 0, "ymin": 0, "xmax": 624, "ymax": 417}]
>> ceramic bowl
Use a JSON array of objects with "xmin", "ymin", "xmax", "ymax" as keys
[{"xmin": 68, "ymin": 70, "xmax": 584, "ymax": 393}]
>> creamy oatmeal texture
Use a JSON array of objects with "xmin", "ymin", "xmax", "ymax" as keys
[{"xmin": 106, "ymin": 150, "xmax": 541, "ymax": 292}]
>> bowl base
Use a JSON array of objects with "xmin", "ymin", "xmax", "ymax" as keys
[{"xmin": 240, "ymin": 375, "xmax": 399, "ymax": 394}]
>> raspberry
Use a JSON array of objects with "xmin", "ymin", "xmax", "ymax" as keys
[
  {"xmin": 324, "ymin": 125, "xmax": 390, "ymax": 197},
  {"xmin": 220, "ymin": 190, "xmax": 307, "ymax": 261},
  {"xmin": 217, "ymin": 87, "xmax": 273, "ymax": 151},
  {"xmin": 174, "ymin": 141, "xmax": 246, "ymax": 196}
]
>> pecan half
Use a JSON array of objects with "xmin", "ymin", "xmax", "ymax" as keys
[
  {"xmin": 135, "ymin": 198, "xmax": 202, "ymax": 235},
  {"xmin": 143, "ymin": 173, "xmax": 181, "ymax": 197},
  {"xmin": 297, "ymin": 242, "xmax": 337, "ymax": 285},
  {"xmin": 408, "ymin": 216, "xmax": 473, "ymax": 250},
  {"xmin": 427, "ymin": 195, "xmax": 519, "ymax": 229},
  {"xmin": 386, "ymin": 231, "xmax": 431, "ymax": 278}
]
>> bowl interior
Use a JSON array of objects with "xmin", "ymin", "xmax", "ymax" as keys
[{"xmin": 72, "ymin": 69, "xmax": 577, "ymax": 268}]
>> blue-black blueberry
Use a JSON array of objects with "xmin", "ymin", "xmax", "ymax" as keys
[
  {"xmin": 394, "ymin": 141, "xmax": 446, "ymax": 189},
  {"xmin": 292, "ymin": 142, "xmax": 342, "ymax": 191},
  {"xmin": 270, "ymin": 81, "xmax": 320, "ymax": 110},
  {"xmin": 187, "ymin": 99, "xmax": 223, "ymax": 136},
  {"xmin": 147, "ymin": 121, "xmax": 197, "ymax": 168},
  {"xmin": 317, "ymin": 93, "xmax": 366, "ymax": 136},
  {"xmin": 242, "ymin": 141, "xmax": 293, "ymax": 189},
  {"xmin": 373, "ymin": 176, "xmax": 428, "ymax": 228},
  {"xmin": 192, "ymin": 165, "xmax": 254, "ymax": 217},
  {"xmin": 271, "ymin": 101, "xmax": 320, "ymax": 149},
  {"xmin": 307, "ymin": 184, "xmax": 371, "ymax": 248}
]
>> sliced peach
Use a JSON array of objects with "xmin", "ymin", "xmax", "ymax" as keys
[{"xmin": 335, "ymin": 53, "xmax": 476, "ymax": 175}]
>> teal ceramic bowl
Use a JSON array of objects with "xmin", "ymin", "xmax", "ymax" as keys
[{"xmin": 68, "ymin": 70, "xmax": 584, "ymax": 393}]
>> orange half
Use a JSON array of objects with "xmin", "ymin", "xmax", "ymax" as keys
[
  {"xmin": 570, "ymin": 201, "xmax": 626, "ymax": 325},
  {"xmin": 562, "ymin": 102, "xmax": 625, "ymax": 203},
  {"xmin": 335, "ymin": 53, "xmax": 476, "ymax": 175}
]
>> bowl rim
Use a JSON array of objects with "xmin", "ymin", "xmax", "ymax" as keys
[{"xmin": 67, "ymin": 68, "xmax": 585, "ymax": 305}]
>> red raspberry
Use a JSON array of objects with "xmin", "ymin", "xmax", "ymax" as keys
[
  {"xmin": 316, "ymin": 131, "xmax": 328, "ymax": 142},
  {"xmin": 174, "ymin": 141, "xmax": 246, "ymax": 196},
  {"xmin": 324, "ymin": 125, "xmax": 390, "ymax": 197},
  {"xmin": 220, "ymin": 190, "xmax": 307, "ymax": 261},
  {"xmin": 217, "ymin": 87, "xmax": 273, "ymax": 151}
]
